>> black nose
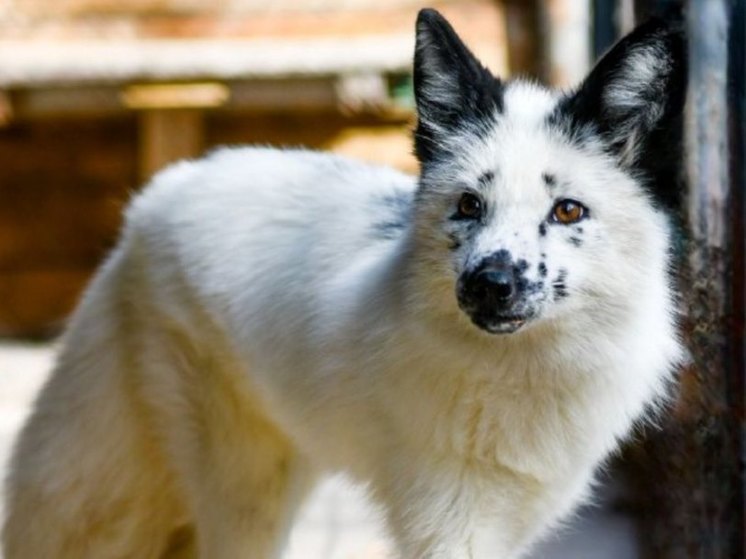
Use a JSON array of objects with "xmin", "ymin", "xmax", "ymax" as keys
[
  {"xmin": 471, "ymin": 264, "xmax": 516, "ymax": 306},
  {"xmin": 475, "ymin": 268, "xmax": 515, "ymax": 300}
]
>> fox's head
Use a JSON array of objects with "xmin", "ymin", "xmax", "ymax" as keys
[{"xmin": 409, "ymin": 9, "xmax": 686, "ymax": 336}]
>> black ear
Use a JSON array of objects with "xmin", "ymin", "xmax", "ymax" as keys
[
  {"xmin": 554, "ymin": 18, "xmax": 687, "ymax": 169},
  {"xmin": 413, "ymin": 9, "xmax": 504, "ymax": 165}
]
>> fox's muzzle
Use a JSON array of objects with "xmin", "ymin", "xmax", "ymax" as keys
[{"xmin": 457, "ymin": 250, "xmax": 531, "ymax": 334}]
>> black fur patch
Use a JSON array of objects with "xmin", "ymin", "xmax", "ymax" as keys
[
  {"xmin": 569, "ymin": 237, "xmax": 583, "ymax": 247},
  {"xmin": 542, "ymin": 173, "xmax": 556, "ymax": 188},
  {"xmin": 538, "ymin": 223, "xmax": 547, "ymax": 237},
  {"xmin": 521, "ymin": 278, "xmax": 544, "ymax": 296},
  {"xmin": 478, "ymin": 171, "xmax": 495, "ymax": 187},
  {"xmin": 449, "ymin": 210, "xmax": 484, "ymax": 223},
  {"xmin": 553, "ymin": 269, "xmax": 569, "ymax": 300},
  {"xmin": 538, "ymin": 262, "xmax": 548, "ymax": 277},
  {"xmin": 413, "ymin": 9, "xmax": 504, "ymax": 166},
  {"xmin": 515, "ymin": 275, "xmax": 529, "ymax": 293}
]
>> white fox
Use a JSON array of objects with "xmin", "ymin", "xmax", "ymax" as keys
[{"xmin": 3, "ymin": 9, "xmax": 686, "ymax": 559}]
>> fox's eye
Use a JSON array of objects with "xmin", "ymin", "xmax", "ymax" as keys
[
  {"xmin": 551, "ymin": 199, "xmax": 586, "ymax": 224},
  {"xmin": 456, "ymin": 193, "xmax": 482, "ymax": 219}
]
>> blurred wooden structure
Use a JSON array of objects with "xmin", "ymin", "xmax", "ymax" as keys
[
  {"xmin": 539, "ymin": 0, "xmax": 592, "ymax": 87},
  {"xmin": 0, "ymin": 0, "xmax": 510, "ymax": 336}
]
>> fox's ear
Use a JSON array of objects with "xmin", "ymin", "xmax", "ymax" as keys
[
  {"xmin": 554, "ymin": 18, "xmax": 687, "ymax": 168},
  {"xmin": 413, "ymin": 9, "xmax": 504, "ymax": 165}
]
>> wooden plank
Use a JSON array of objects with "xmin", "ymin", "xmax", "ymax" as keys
[
  {"xmin": 0, "ymin": 91, "xmax": 12, "ymax": 126},
  {"xmin": 0, "ymin": 193, "xmax": 123, "ymax": 270},
  {"xmin": 121, "ymin": 82, "xmax": 229, "ymax": 110},
  {"xmin": 10, "ymin": 78, "xmax": 355, "ymax": 119},
  {"xmin": 0, "ymin": 269, "xmax": 91, "ymax": 338},
  {"xmin": 0, "ymin": 116, "xmax": 135, "ymax": 274},
  {"xmin": 139, "ymin": 109, "xmax": 204, "ymax": 179},
  {"xmin": 503, "ymin": 0, "xmax": 542, "ymax": 78},
  {"xmin": 2, "ymin": 1, "xmax": 505, "ymax": 49},
  {"xmin": 229, "ymin": 78, "xmax": 338, "ymax": 112},
  {"xmin": 11, "ymin": 86, "xmax": 123, "ymax": 118}
]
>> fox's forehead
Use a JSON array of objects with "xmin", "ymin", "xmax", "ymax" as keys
[
  {"xmin": 456, "ymin": 83, "xmax": 588, "ymax": 201},
  {"xmin": 501, "ymin": 81, "xmax": 559, "ymax": 126},
  {"xmin": 489, "ymin": 82, "xmax": 574, "ymax": 170}
]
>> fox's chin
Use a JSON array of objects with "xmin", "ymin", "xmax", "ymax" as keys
[{"xmin": 469, "ymin": 313, "xmax": 530, "ymax": 335}]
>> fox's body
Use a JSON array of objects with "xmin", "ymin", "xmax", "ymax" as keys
[{"xmin": 3, "ymin": 10, "xmax": 686, "ymax": 559}]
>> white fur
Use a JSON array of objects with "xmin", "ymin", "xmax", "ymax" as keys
[{"xmin": 3, "ymin": 93, "xmax": 682, "ymax": 558}]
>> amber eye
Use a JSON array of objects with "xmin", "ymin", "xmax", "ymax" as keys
[
  {"xmin": 457, "ymin": 193, "xmax": 483, "ymax": 219},
  {"xmin": 551, "ymin": 199, "xmax": 586, "ymax": 224}
]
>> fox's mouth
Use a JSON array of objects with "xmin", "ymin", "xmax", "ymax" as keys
[{"xmin": 469, "ymin": 313, "xmax": 529, "ymax": 334}]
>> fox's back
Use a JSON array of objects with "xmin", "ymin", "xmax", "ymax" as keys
[{"xmin": 122, "ymin": 147, "xmax": 417, "ymax": 346}]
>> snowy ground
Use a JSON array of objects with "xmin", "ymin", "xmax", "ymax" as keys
[{"xmin": 0, "ymin": 341, "xmax": 639, "ymax": 559}]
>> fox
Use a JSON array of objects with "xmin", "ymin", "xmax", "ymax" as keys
[{"xmin": 3, "ymin": 9, "xmax": 686, "ymax": 559}]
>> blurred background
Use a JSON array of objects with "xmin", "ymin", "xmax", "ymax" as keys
[{"xmin": 0, "ymin": 1, "xmax": 743, "ymax": 558}]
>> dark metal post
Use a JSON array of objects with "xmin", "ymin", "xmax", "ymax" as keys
[
  {"xmin": 592, "ymin": 0, "xmax": 618, "ymax": 58},
  {"xmin": 633, "ymin": 1, "xmax": 745, "ymax": 557}
]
